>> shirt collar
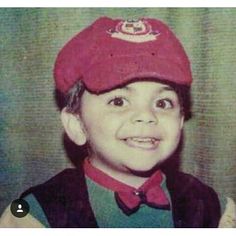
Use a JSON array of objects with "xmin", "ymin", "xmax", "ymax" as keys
[{"xmin": 83, "ymin": 158, "xmax": 166, "ymax": 193}]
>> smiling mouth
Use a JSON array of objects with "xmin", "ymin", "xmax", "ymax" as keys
[{"xmin": 123, "ymin": 137, "xmax": 160, "ymax": 150}]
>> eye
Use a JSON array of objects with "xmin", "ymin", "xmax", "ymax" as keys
[
  {"xmin": 155, "ymin": 99, "xmax": 173, "ymax": 109},
  {"xmin": 108, "ymin": 97, "xmax": 129, "ymax": 107}
]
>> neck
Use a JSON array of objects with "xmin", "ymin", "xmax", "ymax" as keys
[{"xmin": 86, "ymin": 156, "xmax": 149, "ymax": 188}]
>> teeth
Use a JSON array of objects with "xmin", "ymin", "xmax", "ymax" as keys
[
  {"xmin": 124, "ymin": 137, "xmax": 160, "ymax": 150},
  {"xmin": 130, "ymin": 137, "xmax": 156, "ymax": 143}
]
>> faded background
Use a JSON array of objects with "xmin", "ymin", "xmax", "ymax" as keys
[{"xmin": 0, "ymin": 8, "xmax": 236, "ymax": 215}]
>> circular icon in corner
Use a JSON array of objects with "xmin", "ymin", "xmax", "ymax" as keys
[{"xmin": 10, "ymin": 199, "xmax": 30, "ymax": 218}]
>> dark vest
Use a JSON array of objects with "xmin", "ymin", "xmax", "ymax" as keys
[{"xmin": 21, "ymin": 168, "xmax": 221, "ymax": 228}]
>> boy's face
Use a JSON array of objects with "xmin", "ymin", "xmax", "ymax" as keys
[{"xmin": 79, "ymin": 81, "xmax": 184, "ymax": 174}]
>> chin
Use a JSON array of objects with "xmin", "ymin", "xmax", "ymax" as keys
[{"xmin": 125, "ymin": 160, "xmax": 165, "ymax": 177}]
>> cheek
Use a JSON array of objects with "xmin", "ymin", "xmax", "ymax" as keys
[
  {"xmin": 160, "ymin": 115, "xmax": 183, "ymax": 139},
  {"xmin": 82, "ymin": 111, "xmax": 125, "ymax": 140}
]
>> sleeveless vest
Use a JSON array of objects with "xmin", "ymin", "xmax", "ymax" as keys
[{"xmin": 21, "ymin": 167, "xmax": 221, "ymax": 228}]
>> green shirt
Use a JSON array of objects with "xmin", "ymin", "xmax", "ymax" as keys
[{"xmin": 84, "ymin": 175, "xmax": 174, "ymax": 228}]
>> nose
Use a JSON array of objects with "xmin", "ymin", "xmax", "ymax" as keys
[{"xmin": 131, "ymin": 109, "xmax": 158, "ymax": 125}]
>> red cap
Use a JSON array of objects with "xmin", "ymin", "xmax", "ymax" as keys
[{"xmin": 54, "ymin": 17, "xmax": 192, "ymax": 94}]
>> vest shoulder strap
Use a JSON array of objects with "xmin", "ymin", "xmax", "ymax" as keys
[
  {"xmin": 21, "ymin": 168, "xmax": 98, "ymax": 227},
  {"xmin": 166, "ymin": 171, "xmax": 221, "ymax": 227}
]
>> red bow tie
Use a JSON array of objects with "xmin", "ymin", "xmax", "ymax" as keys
[
  {"xmin": 83, "ymin": 159, "xmax": 170, "ymax": 215},
  {"xmin": 115, "ymin": 184, "xmax": 170, "ymax": 215}
]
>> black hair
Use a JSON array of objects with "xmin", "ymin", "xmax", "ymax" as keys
[
  {"xmin": 64, "ymin": 79, "xmax": 192, "ymax": 121},
  {"xmin": 65, "ymin": 80, "xmax": 85, "ymax": 114}
]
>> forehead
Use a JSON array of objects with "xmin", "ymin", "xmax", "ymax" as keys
[{"xmin": 108, "ymin": 81, "xmax": 176, "ymax": 94}]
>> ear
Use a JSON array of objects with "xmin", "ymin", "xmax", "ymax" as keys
[{"xmin": 60, "ymin": 108, "xmax": 87, "ymax": 146}]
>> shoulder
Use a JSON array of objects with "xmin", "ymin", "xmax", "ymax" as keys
[
  {"xmin": 20, "ymin": 167, "xmax": 86, "ymax": 215},
  {"xmin": 21, "ymin": 168, "xmax": 83, "ymax": 199},
  {"xmin": 166, "ymin": 171, "xmax": 218, "ymax": 199},
  {"xmin": 166, "ymin": 171, "xmax": 221, "ymax": 227},
  {"xmin": 18, "ymin": 167, "xmax": 92, "ymax": 227},
  {"xmin": 166, "ymin": 171, "xmax": 220, "ymax": 207}
]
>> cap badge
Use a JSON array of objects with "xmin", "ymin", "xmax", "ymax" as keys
[{"xmin": 108, "ymin": 19, "xmax": 160, "ymax": 43}]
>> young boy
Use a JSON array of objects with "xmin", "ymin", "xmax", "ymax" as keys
[{"xmin": 0, "ymin": 16, "xmax": 235, "ymax": 228}]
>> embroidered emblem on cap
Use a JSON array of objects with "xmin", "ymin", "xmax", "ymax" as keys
[{"xmin": 108, "ymin": 19, "xmax": 160, "ymax": 43}]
